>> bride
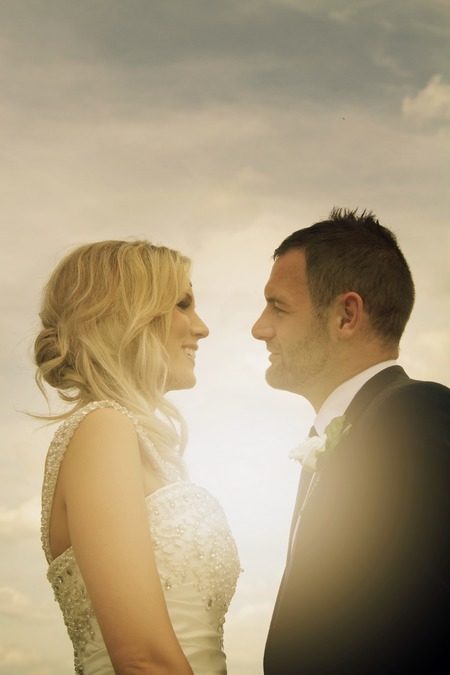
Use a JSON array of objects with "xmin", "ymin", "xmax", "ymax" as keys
[{"xmin": 34, "ymin": 240, "xmax": 240, "ymax": 675}]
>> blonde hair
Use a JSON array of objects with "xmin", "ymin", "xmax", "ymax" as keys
[{"xmin": 34, "ymin": 240, "xmax": 191, "ymax": 459}]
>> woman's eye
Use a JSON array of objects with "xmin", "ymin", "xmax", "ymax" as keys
[{"xmin": 177, "ymin": 297, "xmax": 191, "ymax": 310}]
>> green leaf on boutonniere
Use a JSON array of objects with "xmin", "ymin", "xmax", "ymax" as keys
[
  {"xmin": 290, "ymin": 415, "xmax": 352, "ymax": 473},
  {"xmin": 324, "ymin": 415, "xmax": 352, "ymax": 452}
]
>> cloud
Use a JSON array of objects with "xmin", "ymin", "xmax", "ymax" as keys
[
  {"xmin": 0, "ymin": 645, "xmax": 53, "ymax": 674},
  {"xmin": 0, "ymin": 496, "xmax": 40, "ymax": 539},
  {"xmin": 402, "ymin": 328, "xmax": 450, "ymax": 383},
  {"xmin": 0, "ymin": 585, "xmax": 55, "ymax": 623},
  {"xmin": 402, "ymin": 74, "xmax": 450, "ymax": 125},
  {"xmin": 0, "ymin": 3, "xmax": 449, "ymax": 674},
  {"xmin": 0, "ymin": 645, "xmax": 30, "ymax": 667},
  {"xmin": 225, "ymin": 597, "xmax": 276, "ymax": 675},
  {"xmin": 0, "ymin": 587, "xmax": 32, "ymax": 619},
  {"xmin": 0, "ymin": 0, "xmax": 447, "ymax": 119}
]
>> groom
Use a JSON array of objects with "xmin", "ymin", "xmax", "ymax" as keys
[{"xmin": 252, "ymin": 208, "xmax": 449, "ymax": 674}]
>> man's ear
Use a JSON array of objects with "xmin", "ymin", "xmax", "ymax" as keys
[{"xmin": 332, "ymin": 292, "xmax": 365, "ymax": 338}]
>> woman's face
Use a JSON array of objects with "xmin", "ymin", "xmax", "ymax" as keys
[{"xmin": 165, "ymin": 289, "xmax": 209, "ymax": 391}]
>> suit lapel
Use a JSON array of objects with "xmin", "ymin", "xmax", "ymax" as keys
[
  {"xmin": 344, "ymin": 365, "xmax": 410, "ymax": 427},
  {"xmin": 287, "ymin": 366, "xmax": 410, "ymax": 560},
  {"xmin": 287, "ymin": 467, "xmax": 314, "ymax": 553}
]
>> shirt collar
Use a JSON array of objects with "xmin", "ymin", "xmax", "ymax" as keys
[{"xmin": 314, "ymin": 360, "xmax": 398, "ymax": 437}]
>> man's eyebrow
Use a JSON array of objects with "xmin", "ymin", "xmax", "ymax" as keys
[{"xmin": 265, "ymin": 295, "xmax": 290, "ymax": 307}]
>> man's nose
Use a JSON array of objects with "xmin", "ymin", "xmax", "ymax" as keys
[{"xmin": 252, "ymin": 312, "xmax": 274, "ymax": 340}]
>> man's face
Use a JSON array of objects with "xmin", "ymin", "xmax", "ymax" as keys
[{"xmin": 252, "ymin": 248, "xmax": 331, "ymax": 398}]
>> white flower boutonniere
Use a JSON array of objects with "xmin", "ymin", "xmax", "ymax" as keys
[
  {"xmin": 289, "ymin": 435, "xmax": 325, "ymax": 472},
  {"xmin": 289, "ymin": 415, "xmax": 352, "ymax": 472}
]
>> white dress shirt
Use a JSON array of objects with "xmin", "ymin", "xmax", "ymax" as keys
[{"xmin": 313, "ymin": 360, "xmax": 399, "ymax": 437}]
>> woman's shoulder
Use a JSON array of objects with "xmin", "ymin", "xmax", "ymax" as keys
[{"xmin": 49, "ymin": 400, "xmax": 138, "ymax": 456}]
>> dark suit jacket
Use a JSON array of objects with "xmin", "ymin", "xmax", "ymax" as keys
[{"xmin": 264, "ymin": 367, "xmax": 450, "ymax": 674}]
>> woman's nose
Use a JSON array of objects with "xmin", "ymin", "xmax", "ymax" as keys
[{"xmin": 193, "ymin": 312, "xmax": 209, "ymax": 339}]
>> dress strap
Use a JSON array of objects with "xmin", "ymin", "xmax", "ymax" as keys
[{"xmin": 41, "ymin": 400, "xmax": 184, "ymax": 563}]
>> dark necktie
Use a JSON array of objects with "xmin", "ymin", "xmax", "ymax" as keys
[{"xmin": 286, "ymin": 426, "xmax": 318, "ymax": 554}]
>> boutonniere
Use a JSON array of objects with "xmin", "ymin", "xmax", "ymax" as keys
[{"xmin": 289, "ymin": 415, "xmax": 352, "ymax": 472}]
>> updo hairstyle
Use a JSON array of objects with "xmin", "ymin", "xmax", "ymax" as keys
[{"xmin": 34, "ymin": 240, "xmax": 190, "ymax": 457}]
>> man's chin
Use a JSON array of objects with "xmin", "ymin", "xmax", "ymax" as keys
[{"xmin": 265, "ymin": 366, "xmax": 291, "ymax": 392}]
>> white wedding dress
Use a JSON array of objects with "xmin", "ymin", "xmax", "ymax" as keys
[{"xmin": 41, "ymin": 401, "xmax": 241, "ymax": 674}]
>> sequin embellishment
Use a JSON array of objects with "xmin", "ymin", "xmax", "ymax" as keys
[
  {"xmin": 41, "ymin": 400, "xmax": 240, "ymax": 673},
  {"xmin": 148, "ymin": 481, "xmax": 241, "ymax": 644}
]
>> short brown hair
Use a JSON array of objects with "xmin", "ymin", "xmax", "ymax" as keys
[{"xmin": 274, "ymin": 208, "xmax": 415, "ymax": 344}]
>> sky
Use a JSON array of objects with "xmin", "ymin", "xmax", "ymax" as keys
[{"xmin": 1, "ymin": 1, "xmax": 449, "ymax": 673}]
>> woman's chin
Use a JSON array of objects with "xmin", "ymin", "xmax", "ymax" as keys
[{"xmin": 165, "ymin": 372, "xmax": 197, "ymax": 393}]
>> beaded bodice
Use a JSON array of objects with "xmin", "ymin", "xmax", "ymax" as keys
[{"xmin": 41, "ymin": 401, "xmax": 241, "ymax": 674}]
